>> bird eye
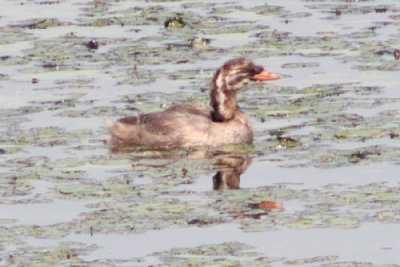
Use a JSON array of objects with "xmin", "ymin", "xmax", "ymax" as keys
[{"xmin": 249, "ymin": 65, "xmax": 264, "ymax": 75}]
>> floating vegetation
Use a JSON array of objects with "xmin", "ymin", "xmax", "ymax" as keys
[
  {"xmin": 334, "ymin": 128, "xmax": 382, "ymax": 140},
  {"xmin": 164, "ymin": 15, "xmax": 186, "ymax": 28},
  {"xmin": 281, "ymin": 62, "xmax": 320, "ymax": 69},
  {"xmin": 276, "ymin": 136, "xmax": 300, "ymax": 149},
  {"xmin": 249, "ymin": 4, "xmax": 283, "ymax": 15},
  {"xmin": 348, "ymin": 148, "xmax": 382, "ymax": 164},
  {"xmin": 11, "ymin": 18, "xmax": 71, "ymax": 29},
  {"xmin": 153, "ymin": 242, "xmax": 281, "ymax": 266},
  {"xmin": 0, "ymin": 242, "xmax": 111, "ymax": 266},
  {"xmin": 189, "ymin": 37, "xmax": 211, "ymax": 49}
]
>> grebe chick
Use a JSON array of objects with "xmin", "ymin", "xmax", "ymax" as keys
[{"xmin": 110, "ymin": 58, "xmax": 280, "ymax": 148}]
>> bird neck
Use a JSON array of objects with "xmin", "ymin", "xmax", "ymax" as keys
[{"xmin": 210, "ymin": 69, "xmax": 239, "ymax": 122}]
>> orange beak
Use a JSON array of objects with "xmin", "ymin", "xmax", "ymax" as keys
[{"xmin": 253, "ymin": 70, "xmax": 280, "ymax": 81}]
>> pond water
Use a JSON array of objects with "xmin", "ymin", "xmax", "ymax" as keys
[{"xmin": 1, "ymin": 0, "xmax": 400, "ymax": 266}]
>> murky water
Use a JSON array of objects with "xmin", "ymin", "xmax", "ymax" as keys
[{"xmin": 1, "ymin": 0, "xmax": 400, "ymax": 266}]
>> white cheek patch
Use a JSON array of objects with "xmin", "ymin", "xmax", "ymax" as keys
[
  {"xmin": 235, "ymin": 81, "xmax": 244, "ymax": 88},
  {"xmin": 217, "ymin": 87, "xmax": 226, "ymax": 105},
  {"xmin": 216, "ymin": 71, "xmax": 224, "ymax": 89}
]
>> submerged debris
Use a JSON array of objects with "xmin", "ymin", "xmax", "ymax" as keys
[
  {"xmin": 164, "ymin": 16, "xmax": 186, "ymax": 28},
  {"xmin": 85, "ymin": 40, "xmax": 99, "ymax": 50},
  {"xmin": 348, "ymin": 147, "xmax": 382, "ymax": 163},
  {"xmin": 276, "ymin": 136, "xmax": 300, "ymax": 149},
  {"xmin": 190, "ymin": 37, "xmax": 211, "ymax": 49},
  {"xmin": 394, "ymin": 49, "xmax": 400, "ymax": 60},
  {"xmin": 249, "ymin": 201, "xmax": 283, "ymax": 210},
  {"xmin": 375, "ymin": 7, "xmax": 388, "ymax": 13}
]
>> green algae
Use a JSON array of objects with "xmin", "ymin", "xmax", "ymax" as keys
[
  {"xmin": 282, "ymin": 62, "xmax": 320, "ymax": 69},
  {"xmin": 12, "ymin": 224, "xmax": 70, "ymax": 239},
  {"xmin": 284, "ymin": 256, "xmax": 339, "ymax": 265},
  {"xmin": 2, "ymin": 126, "xmax": 90, "ymax": 148},
  {"xmin": 12, "ymin": 18, "xmax": 71, "ymax": 29},
  {"xmin": 334, "ymin": 128, "xmax": 382, "ymax": 140},
  {"xmin": 1, "ymin": 242, "xmax": 114, "ymax": 267},
  {"xmin": 249, "ymin": 4, "xmax": 283, "ymax": 15},
  {"xmin": 324, "ymin": 262, "xmax": 399, "ymax": 267},
  {"xmin": 20, "ymin": 38, "xmax": 107, "ymax": 73},
  {"xmin": 255, "ymin": 102, "xmax": 310, "ymax": 118},
  {"xmin": 74, "ymin": 197, "xmax": 213, "ymax": 234},
  {"xmin": 289, "ymin": 214, "xmax": 360, "ymax": 229},
  {"xmin": 0, "ymin": 181, "xmax": 35, "ymax": 200},
  {"xmin": 153, "ymin": 242, "xmax": 280, "ymax": 266}
]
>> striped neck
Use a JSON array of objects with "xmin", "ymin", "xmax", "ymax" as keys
[{"xmin": 210, "ymin": 68, "xmax": 240, "ymax": 122}]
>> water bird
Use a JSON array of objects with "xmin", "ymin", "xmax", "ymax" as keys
[{"xmin": 110, "ymin": 58, "xmax": 280, "ymax": 148}]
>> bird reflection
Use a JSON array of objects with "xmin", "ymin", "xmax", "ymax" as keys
[
  {"xmin": 111, "ymin": 146, "xmax": 283, "ymax": 218},
  {"xmin": 211, "ymin": 153, "xmax": 283, "ymax": 219},
  {"xmin": 112, "ymin": 144, "xmax": 251, "ymax": 190},
  {"xmin": 212, "ymin": 154, "xmax": 250, "ymax": 190},
  {"xmin": 112, "ymin": 145, "xmax": 272, "ymax": 197}
]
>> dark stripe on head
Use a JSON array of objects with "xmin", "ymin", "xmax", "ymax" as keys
[{"xmin": 227, "ymin": 74, "xmax": 248, "ymax": 88}]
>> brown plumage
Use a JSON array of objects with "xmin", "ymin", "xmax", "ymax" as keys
[{"xmin": 109, "ymin": 58, "xmax": 280, "ymax": 148}]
